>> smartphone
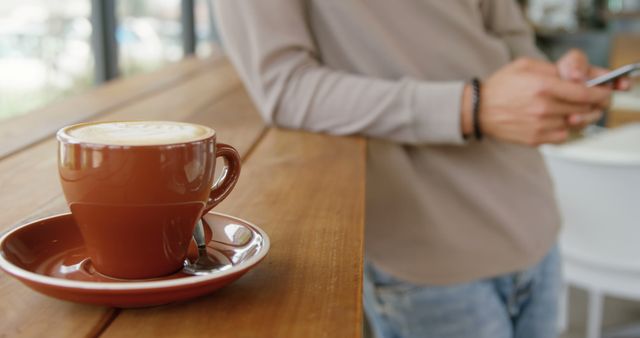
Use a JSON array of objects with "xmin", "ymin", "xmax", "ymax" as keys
[{"xmin": 586, "ymin": 63, "xmax": 640, "ymax": 87}]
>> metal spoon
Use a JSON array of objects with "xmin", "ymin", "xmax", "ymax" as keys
[{"xmin": 183, "ymin": 219, "xmax": 224, "ymax": 275}]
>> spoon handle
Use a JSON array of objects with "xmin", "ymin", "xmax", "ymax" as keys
[{"xmin": 193, "ymin": 219, "xmax": 207, "ymax": 248}]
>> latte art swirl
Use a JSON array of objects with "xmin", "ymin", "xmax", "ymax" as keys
[{"xmin": 63, "ymin": 121, "xmax": 214, "ymax": 146}]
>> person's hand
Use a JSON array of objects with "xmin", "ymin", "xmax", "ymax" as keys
[
  {"xmin": 470, "ymin": 57, "xmax": 612, "ymax": 146},
  {"xmin": 556, "ymin": 49, "xmax": 631, "ymax": 129}
]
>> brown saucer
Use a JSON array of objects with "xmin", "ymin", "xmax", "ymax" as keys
[{"xmin": 0, "ymin": 212, "xmax": 269, "ymax": 308}]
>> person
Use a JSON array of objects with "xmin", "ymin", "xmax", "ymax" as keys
[{"xmin": 214, "ymin": 1, "xmax": 629, "ymax": 337}]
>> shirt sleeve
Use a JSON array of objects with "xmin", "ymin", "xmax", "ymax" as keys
[
  {"xmin": 214, "ymin": 0, "xmax": 466, "ymax": 145},
  {"xmin": 481, "ymin": 0, "xmax": 547, "ymax": 60}
]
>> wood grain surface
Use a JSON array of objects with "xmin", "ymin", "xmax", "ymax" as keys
[
  {"xmin": 609, "ymin": 34, "xmax": 640, "ymax": 69},
  {"xmin": 0, "ymin": 56, "xmax": 365, "ymax": 338},
  {"xmin": 0, "ymin": 60, "xmax": 265, "ymax": 338},
  {"xmin": 101, "ymin": 129, "xmax": 366, "ymax": 338},
  {"xmin": 608, "ymin": 33, "xmax": 640, "ymax": 127}
]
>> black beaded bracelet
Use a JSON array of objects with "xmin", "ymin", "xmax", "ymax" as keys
[{"xmin": 471, "ymin": 78, "xmax": 483, "ymax": 141}]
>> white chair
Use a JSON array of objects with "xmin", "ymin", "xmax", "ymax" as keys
[{"xmin": 542, "ymin": 124, "xmax": 640, "ymax": 338}]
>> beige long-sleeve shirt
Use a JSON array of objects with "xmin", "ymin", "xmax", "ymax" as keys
[{"xmin": 215, "ymin": 0, "xmax": 561, "ymax": 284}]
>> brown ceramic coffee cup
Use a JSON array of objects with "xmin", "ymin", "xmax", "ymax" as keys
[{"xmin": 57, "ymin": 121, "xmax": 240, "ymax": 279}]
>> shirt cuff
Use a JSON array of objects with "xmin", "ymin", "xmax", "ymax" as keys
[{"xmin": 411, "ymin": 80, "xmax": 466, "ymax": 145}]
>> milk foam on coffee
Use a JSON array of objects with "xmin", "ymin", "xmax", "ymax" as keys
[{"xmin": 65, "ymin": 121, "xmax": 213, "ymax": 146}]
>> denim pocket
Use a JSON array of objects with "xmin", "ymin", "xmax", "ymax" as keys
[{"xmin": 368, "ymin": 263, "xmax": 422, "ymax": 296}]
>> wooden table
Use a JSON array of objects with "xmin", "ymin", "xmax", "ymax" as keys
[
  {"xmin": 607, "ymin": 33, "xmax": 640, "ymax": 127},
  {"xmin": 0, "ymin": 53, "xmax": 365, "ymax": 338}
]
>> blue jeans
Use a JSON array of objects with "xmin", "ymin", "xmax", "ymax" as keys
[{"xmin": 364, "ymin": 246, "xmax": 561, "ymax": 338}]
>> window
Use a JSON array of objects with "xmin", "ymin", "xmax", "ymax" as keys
[
  {"xmin": 0, "ymin": 0, "xmax": 93, "ymax": 121},
  {"xmin": 195, "ymin": 0, "xmax": 220, "ymax": 58},
  {"xmin": 0, "ymin": 0, "xmax": 219, "ymax": 122},
  {"xmin": 117, "ymin": 0, "xmax": 183, "ymax": 76}
]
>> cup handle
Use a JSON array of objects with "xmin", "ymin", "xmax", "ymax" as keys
[{"xmin": 202, "ymin": 143, "xmax": 241, "ymax": 215}]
